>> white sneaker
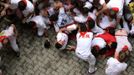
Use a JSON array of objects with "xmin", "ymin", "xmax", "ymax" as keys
[{"xmin": 88, "ymin": 67, "xmax": 97, "ymax": 73}]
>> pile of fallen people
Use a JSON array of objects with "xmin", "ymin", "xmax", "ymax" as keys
[{"xmin": 0, "ymin": 0, "xmax": 134, "ymax": 75}]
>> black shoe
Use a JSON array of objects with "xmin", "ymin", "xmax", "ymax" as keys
[
  {"xmin": 15, "ymin": 52, "xmax": 20, "ymax": 57},
  {"xmin": 44, "ymin": 39, "xmax": 51, "ymax": 49}
]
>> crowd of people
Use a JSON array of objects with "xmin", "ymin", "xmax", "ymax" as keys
[{"xmin": 0, "ymin": 0, "xmax": 134, "ymax": 75}]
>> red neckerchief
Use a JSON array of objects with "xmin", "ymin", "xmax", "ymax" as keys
[
  {"xmin": 86, "ymin": 16, "xmax": 91, "ymax": 22},
  {"xmin": 122, "ymin": 45, "xmax": 128, "ymax": 52},
  {"xmin": 0, "ymin": 36, "xmax": 8, "ymax": 42},
  {"xmin": 22, "ymin": 0, "xmax": 27, "ymax": 6},
  {"xmin": 112, "ymin": 7, "xmax": 119, "ymax": 13},
  {"xmin": 79, "ymin": 32, "xmax": 87, "ymax": 38}
]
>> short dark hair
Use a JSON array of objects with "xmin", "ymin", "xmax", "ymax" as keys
[
  {"xmin": 49, "ymin": 13, "xmax": 58, "ymax": 21},
  {"xmin": 99, "ymin": 47, "xmax": 107, "ymax": 55},
  {"xmin": 44, "ymin": 39, "xmax": 51, "ymax": 48},
  {"xmin": 87, "ymin": 19, "xmax": 95, "ymax": 29},
  {"xmin": 18, "ymin": 1, "xmax": 27, "ymax": 11},
  {"xmin": 109, "ymin": 9, "xmax": 117, "ymax": 19},
  {"xmin": 55, "ymin": 42, "xmax": 62, "ymax": 49},
  {"xmin": 111, "ymin": 42, "xmax": 117, "ymax": 49},
  {"xmin": 118, "ymin": 50, "xmax": 130, "ymax": 62},
  {"xmin": 91, "ymin": 46, "xmax": 100, "ymax": 57},
  {"xmin": 79, "ymin": 23, "xmax": 87, "ymax": 32},
  {"xmin": 91, "ymin": 45, "xmax": 107, "ymax": 57},
  {"xmin": 108, "ymin": 27, "xmax": 115, "ymax": 35},
  {"xmin": 93, "ymin": 0, "xmax": 103, "ymax": 11},
  {"xmin": 28, "ymin": 21, "xmax": 36, "ymax": 27},
  {"xmin": 81, "ymin": 7, "xmax": 89, "ymax": 15}
]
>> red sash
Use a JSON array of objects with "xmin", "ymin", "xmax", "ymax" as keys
[{"xmin": 96, "ymin": 32, "xmax": 116, "ymax": 44}]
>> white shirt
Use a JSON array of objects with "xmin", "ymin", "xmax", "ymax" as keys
[
  {"xmin": 100, "ymin": 0, "xmax": 124, "ymax": 18},
  {"xmin": 56, "ymin": 7, "xmax": 74, "ymax": 27},
  {"xmin": 30, "ymin": 15, "xmax": 48, "ymax": 29},
  {"xmin": 2, "ymin": 26, "xmax": 14, "ymax": 37},
  {"xmin": 10, "ymin": 0, "xmax": 21, "ymax": 9},
  {"xmin": 76, "ymin": 32, "xmax": 93, "ymax": 56},
  {"xmin": 0, "ymin": 26, "xmax": 15, "ymax": 49},
  {"xmin": 99, "ymin": 15, "xmax": 116, "ymax": 29},
  {"xmin": 106, "ymin": 57, "xmax": 127, "ymax": 75},
  {"xmin": 57, "ymin": 32, "xmax": 68, "ymax": 50},
  {"xmin": 115, "ymin": 36, "xmax": 132, "ymax": 54},
  {"xmin": 22, "ymin": 0, "xmax": 34, "ymax": 17},
  {"xmin": 91, "ymin": 37, "xmax": 106, "ymax": 49},
  {"xmin": 10, "ymin": 0, "xmax": 34, "ymax": 17},
  {"xmin": 74, "ymin": 14, "xmax": 87, "ymax": 23},
  {"xmin": 73, "ymin": 8, "xmax": 81, "ymax": 16}
]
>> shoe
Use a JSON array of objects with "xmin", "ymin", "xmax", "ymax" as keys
[
  {"xmin": 15, "ymin": 51, "xmax": 20, "ymax": 57},
  {"xmin": 44, "ymin": 39, "xmax": 51, "ymax": 48},
  {"xmin": 88, "ymin": 67, "xmax": 97, "ymax": 74}
]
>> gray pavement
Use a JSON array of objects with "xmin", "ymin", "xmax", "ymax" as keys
[{"xmin": 0, "ymin": 19, "xmax": 134, "ymax": 75}]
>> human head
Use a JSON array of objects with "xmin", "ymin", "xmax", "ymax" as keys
[
  {"xmin": 118, "ymin": 46, "xmax": 129, "ymax": 62},
  {"xmin": 93, "ymin": 0, "xmax": 103, "ymax": 11},
  {"xmin": 78, "ymin": 23, "xmax": 87, "ymax": 32},
  {"xmin": 2, "ymin": 38, "xmax": 8, "ymax": 45},
  {"xmin": 49, "ymin": 13, "xmax": 59, "ymax": 22},
  {"xmin": 91, "ymin": 37, "xmax": 107, "ymax": 56},
  {"xmin": 55, "ymin": 42, "xmax": 62, "ymax": 49},
  {"xmin": 28, "ymin": 21, "xmax": 36, "ymax": 28},
  {"xmin": 18, "ymin": 1, "xmax": 27, "ymax": 11},
  {"xmin": 109, "ymin": 8, "xmax": 119, "ymax": 19},
  {"xmin": 44, "ymin": 39, "xmax": 51, "ymax": 48},
  {"xmin": 110, "ymin": 42, "xmax": 117, "ymax": 49},
  {"xmin": 0, "ymin": 36, "xmax": 8, "ymax": 45},
  {"xmin": 87, "ymin": 19, "xmax": 95, "ymax": 29}
]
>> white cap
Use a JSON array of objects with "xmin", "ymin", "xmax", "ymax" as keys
[
  {"xmin": 91, "ymin": 37, "xmax": 106, "ymax": 49},
  {"xmin": 84, "ymin": 2, "xmax": 92, "ymax": 9}
]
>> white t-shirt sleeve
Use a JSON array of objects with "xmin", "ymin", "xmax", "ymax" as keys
[
  {"xmin": 107, "ymin": 57, "xmax": 112, "ymax": 65},
  {"xmin": 100, "ymin": 0, "xmax": 105, "ymax": 5},
  {"xmin": 57, "ymin": 32, "xmax": 62, "ymax": 41},
  {"xmin": 118, "ymin": 63, "xmax": 127, "ymax": 72},
  {"xmin": 4, "ymin": 26, "xmax": 14, "ymax": 37},
  {"xmin": 42, "ymin": 23, "xmax": 47, "ymax": 28}
]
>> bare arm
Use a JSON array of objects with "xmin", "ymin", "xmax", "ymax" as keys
[
  {"xmin": 96, "ymin": 3, "xmax": 108, "ymax": 16},
  {"xmin": 11, "ymin": 24, "xmax": 18, "ymax": 37},
  {"xmin": 0, "ymin": 2, "xmax": 9, "ymax": 10}
]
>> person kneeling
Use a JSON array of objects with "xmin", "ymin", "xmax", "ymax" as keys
[{"xmin": 0, "ymin": 24, "xmax": 20, "ymax": 57}]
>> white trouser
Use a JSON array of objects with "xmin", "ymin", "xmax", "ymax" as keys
[
  {"xmin": 37, "ymin": 27, "xmax": 45, "ymax": 36},
  {"xmin": 54, "ymin": 24, "xmax": 60, "ymax": 32},
  {"xmin": 9, "ymin": 36, "xmax": 19, "ymax": 52},
  {"xmin": 76, "ymin": 52, "xmax": 96, "ymax": 73}
]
